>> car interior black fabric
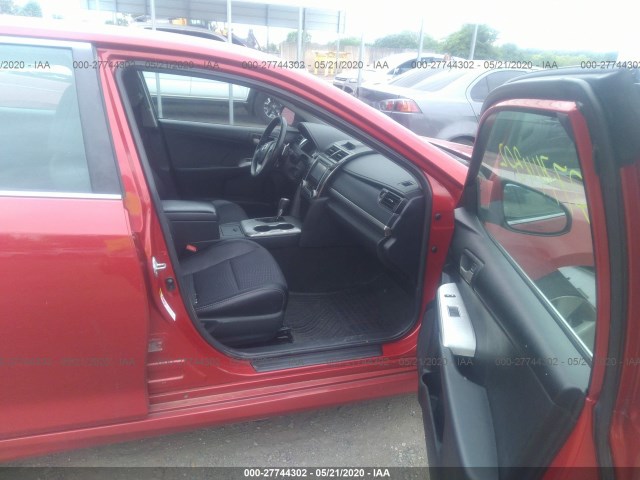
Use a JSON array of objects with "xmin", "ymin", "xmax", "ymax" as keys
[
  {"xmin": 209, "ymin": 199, "xmax": 248, "ymax": 225},
  {"xmin": 146, "ymin": 142, "xmax": 249, "ymax": 224},
  {"xmin": 123, "ymin": 69, "xmax": 248, "ymax": 224},
  {"xmin": 268, "ymin": 246, "xmax": 384, "ymax": 293},
  {"xmin": 181, "ymin": 238, "xmax": 288, "ymax": 345},
  {"xmin": 118, "ymin": 66, "xmax": 427, "ymax": 356}
]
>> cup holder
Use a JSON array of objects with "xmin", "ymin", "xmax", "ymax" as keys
[
  {"xmin": 241, "ymin": 217, "xmax": 301, "ymax": 238},
  {"xmin": 254, "ymin": 223, "xmax": 294, "ymax": 232}
]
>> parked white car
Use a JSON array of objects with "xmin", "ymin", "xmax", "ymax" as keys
[{"xmin": 143, "ymin": 72, "xmax": 281, "ymax": 122}]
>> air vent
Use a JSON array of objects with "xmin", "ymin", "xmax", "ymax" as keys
[
  {"xmin": 379, "ymin": 189, "xmax": 404, "ymax": 212},
  {"xmin": 325, "ymin": 145, "xmax": 349, "ymax": 161},
  {"xmin": 332, "ymin": 150, "xmax": 348, "ymax": 160},
  {"xmin": 325, "ymin": 145, "xmax": 340, "ymax": 156}
]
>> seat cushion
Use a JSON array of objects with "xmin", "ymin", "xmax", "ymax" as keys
[
  {"xmin": 210, "ymin": 199, "xmax": 248, "ymax": 224},
  {"xmin": 181, "ymin": 239, "xmax": 287, "ymax": 344}
]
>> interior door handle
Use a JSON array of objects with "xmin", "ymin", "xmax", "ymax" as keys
[{"xmin": 459, "ymin": 249, "xmax": 483, "ymax": 284}]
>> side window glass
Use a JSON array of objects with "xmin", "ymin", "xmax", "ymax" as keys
[
  {"xmin": 485, "ymin": 70, "xmax": 525, "ymax": 92},
  {"xmin": 469, "ymin": 76, "xmax": 489, "ymax": 102},
  {"xmin": 394, "ymin": 60, "xmax": 413, "ymax": 75},
  {"xmin": 0, "ymin": 44, "xmax": 91, "ymax": 193},
  {"xmin": 141, "ymin": 71, "xmax": 280, "ymax": 126},
  {"xmin": 477, "ymin": 110, "xmax": 596, "ymax": 353}
]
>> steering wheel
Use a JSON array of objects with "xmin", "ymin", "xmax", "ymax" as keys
[{"xmin": 251, "ymin": 115, "xmax": 288, "ymax": 177}]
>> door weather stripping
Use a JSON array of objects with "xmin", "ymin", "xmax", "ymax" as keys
[
  {"xmin": 152, "ymin": 256, "xmax": 167, "ymax": 277},
  {"xmin": 437, "ymin": 283, "xmax": 476, "ymax": 357}
]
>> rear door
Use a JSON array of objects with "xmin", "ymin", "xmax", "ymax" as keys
[
  {"xmin": 418, "ymin": 69, "xmax": 639, "ymax": 479},
  {"xmin": 0, "ymin": 38, "xmax": 149, "ymax": 444}
]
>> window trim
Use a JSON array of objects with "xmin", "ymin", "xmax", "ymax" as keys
[{"xmin": 0, "ymin": 190, "xmax": 121, "ymax": 200}]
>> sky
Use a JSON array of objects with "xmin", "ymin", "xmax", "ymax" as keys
[
  {"xmin": 25, "ymin": 0, "xmax": 636, "ymax": 54},
  {"xmin": 339, "ymin": 0, "xmax": 633, "ymax": 53}
]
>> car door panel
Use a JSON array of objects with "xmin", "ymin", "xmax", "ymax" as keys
[
  {"xmin": 0, "ymin": 198, "xmax": 149, "ymax": 440},
  {"xmin": 159, "ymin": 119, "xmax": 264, "ymax": 200},
  {"xmin": 419, "ymin": 207, "xmax": 590, "ymax": 479},
  {"xmin": 417, "ymin": 70, "xmax": 640, "ymax": 476}
]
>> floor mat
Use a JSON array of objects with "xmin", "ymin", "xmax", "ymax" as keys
[{"xmin": 284, "ymin": 275, "xmax": 414, "ymax": 347}]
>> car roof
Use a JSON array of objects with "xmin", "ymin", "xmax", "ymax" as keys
[
  {"xmin": 0, "ymin": 16, "xmax": 258, "ymax": 58},
  {"xmin": 132, "ymin": 23, "xmax": 248, "ymax": 47}
]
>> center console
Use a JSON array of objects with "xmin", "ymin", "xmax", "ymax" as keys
[
  {"xmin": 219, "ymin": 215, "xmax": 302, "ymax": 248},
  {"xmin": 241, "ymin": 216, "xmax": 301, "ymax": 246},
  {"xmin": 301, "ymin": 155, "xmax": 334, "ymax": 200},
  {"xmin": 164, "ymin": 197, "xmax": 302, "ymax": 252}
]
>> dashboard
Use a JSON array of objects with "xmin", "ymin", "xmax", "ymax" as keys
[{"xmin": 284, "ymin": 122, "xmax": 428, "ymax": 285}]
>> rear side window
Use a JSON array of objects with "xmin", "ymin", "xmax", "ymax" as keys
[
  {"xmin": 477, "ymin": 110, "xmax": 596, "ymax": 353},
  {"xmin": 469, "ymin": 76, "xmax": 489, "ymax": 102},
  {"xmin": 470, "ymin": 71, "xmax": 525, "ymax": 103},
  {"xmin": 0, "ymin": 44, "xmax": 92, "ymax": 193},
  {"xmin": 485, "ymin": 70, "xmax": 525, "ymax": 91},
  {"xmin": 394, "ymin": 59, "xmax": 417, "ymax": 75}
]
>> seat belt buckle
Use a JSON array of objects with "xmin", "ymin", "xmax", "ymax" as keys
[{"xmin": 186, "ymin": 244, "xmax": 198, "ymax": 253}]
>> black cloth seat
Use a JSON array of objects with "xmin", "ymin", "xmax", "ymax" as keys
[
  {"xmin": 181, "ymin": 239, "xmax": 287, "ymax": 346},
  {"xmin": 207, "ymin": 199, "xmax": 248, "ymax": 225}
]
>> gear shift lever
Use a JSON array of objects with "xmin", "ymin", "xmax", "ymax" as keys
[{"xmin": 275, "ymin": 197, "xmax": 290, "ymax": 221}]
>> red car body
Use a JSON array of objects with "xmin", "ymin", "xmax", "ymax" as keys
[{"xmin": 0, "ymin": 19, "xmax": 639, "ymax": 478}]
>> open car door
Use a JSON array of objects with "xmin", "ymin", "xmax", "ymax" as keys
[{"xmin": 418, "ymin": 69, "xmax": 640, "ymax": 480}]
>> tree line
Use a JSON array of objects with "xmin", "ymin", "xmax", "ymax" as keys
[
  {"xmin": 328, "ymin": 24, "xmax": 617, "ymax": 67},
  {"xmin": 0, "ymin": 0, "xmax": 42, "ymax": 17}
]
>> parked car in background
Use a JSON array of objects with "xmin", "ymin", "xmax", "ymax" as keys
[
  {"xmin": 131, "ymin": 25, "xmax": 282, "ymax": 123},
  {"xmin": 2, "ymin": 20, "xmax": 640, "ymax": 480},
  {"xmin": 333, "ymin": 51, "xmax": 445, "ymax": 94},
  {"xmin": 142, "ymin": 71, "xmax": 282, "ymax": 123},
  {"xmin": 380, "ymin": 65, "xmax": 446, "ymax": 88},
  {"xmin": 358, "ymin": 67, "xmax": 529, "ymax": 144},
  {"xmin": 132, "ymin": 22, "xmax": 250, "ymax": 47}
]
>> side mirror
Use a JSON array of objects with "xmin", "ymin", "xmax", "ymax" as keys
[{"xmin": 502, "ymin": 182, "xmax": 571, "ymax": 235}]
